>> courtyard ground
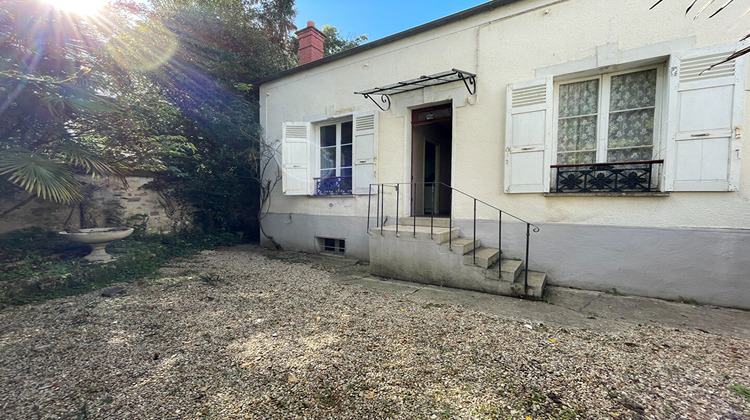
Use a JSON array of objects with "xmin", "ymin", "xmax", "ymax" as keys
[{"xmin": 0, "ymin": 245, "xmax": 748, "ymax": 419}]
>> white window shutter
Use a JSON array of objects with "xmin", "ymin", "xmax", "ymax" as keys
[
  {"xmin": 353, "ymin": 111, "xmax": 378, "ymax": 195},
  {"xmin": 504, "ymin": 77, "xmax": 553, "ymax": 193},
  {"xmin": 281, "ymin": 122, "xmax": 312, "ymax": 195},
  {"xmin": 664, "ymin": 45, "xmax": 746, "ymax": 191}
]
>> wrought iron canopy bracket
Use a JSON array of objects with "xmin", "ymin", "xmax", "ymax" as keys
[{"xmin": 355, "ymin": 68, "xmax": 477, "ymax": 111}]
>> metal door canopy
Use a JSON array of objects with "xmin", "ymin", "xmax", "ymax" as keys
[{"xmin": 355, "ymin": 68, "xmax": 476, "ymax": 111}]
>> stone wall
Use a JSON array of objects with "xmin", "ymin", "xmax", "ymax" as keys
[{"xmin": 0, "ymin": 176, "xmax": 179, "ymax": 235}]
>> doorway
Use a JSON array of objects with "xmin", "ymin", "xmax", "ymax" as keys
[{"xmin": 411, "ymin": 104, "xmax": 452, "ymax": 216}]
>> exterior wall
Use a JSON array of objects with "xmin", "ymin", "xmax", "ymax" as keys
[
  {"xmin": 454, "ymin": 219, "xmax": 750, "ymax": 309},
  {"xmin": 260, "ymin": 0, "xmax": 750, "ymax": 307},
  {"xmin": 0, "ymin": 176, "xmax": 175, "ymax": 234},
  {"xmin": 261, "ymin": 213, "xmax": 370, "ymax": 260}
]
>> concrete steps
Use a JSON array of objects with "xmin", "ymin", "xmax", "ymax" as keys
[
  {"xmin": 369, "ymin": 217, "xmax": 547, "ymax": 299},
  {"xmin": 399, "ymin": 216, "xmax": 451, "ymax": 228},
  {"xmin": 462, "ymin": 246, "xmax": 500, "ymax": 268},
  {"xmin": 445, "ymin": 237, "xmax": 479, "ymax": 254},
  {"xmin": 369, "ymin": 225, "xmax": 459, "ymax": 243}
]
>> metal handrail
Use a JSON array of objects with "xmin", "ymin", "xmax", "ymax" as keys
[{"xmin": 366, "ymin": 182, "xmax": 540, "ymax": 292}]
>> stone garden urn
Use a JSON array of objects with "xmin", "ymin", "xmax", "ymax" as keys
[{"xmin": 59, "ymin": 227, "xmax": 134, "ymax": 262}]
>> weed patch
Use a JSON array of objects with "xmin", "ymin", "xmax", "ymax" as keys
[
  {"xmin": 0, "ymin": 228, "xmax": 238, "ymax": 308},
  {"xmin": 728, "ymin": 384, "xmax": 750, "ymax": 402}
]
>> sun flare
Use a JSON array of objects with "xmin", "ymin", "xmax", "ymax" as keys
[{"xmin": 42, "ymin": 0, "xmax": 110, "ymax": 17}]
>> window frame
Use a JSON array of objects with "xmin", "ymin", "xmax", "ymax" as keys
[
  {"xmin": 551, "ymin": 64, "xmax": 666, "ymax": 166},
  {"xmin": 314, "ymin": 117, "xmax": 353, "ymax": 195},
  {"xmin": 317, "ymin": 237, "xmax": 346, "ymax": 256}
]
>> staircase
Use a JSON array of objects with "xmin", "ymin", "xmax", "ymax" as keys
[{"xmin": 368, "ymin": 216, "xmax": 547, "ymax": 298}]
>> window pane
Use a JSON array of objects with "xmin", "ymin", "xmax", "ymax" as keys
[
  {"xmin": 558, "ymin": 79, "xmax": 599, "ymax": 117},
  {"xmin": 556, "ymin": 151, "xmax": 596, "ymax": 165},
  {"xmin": 340, "ymin": 144, "xmax": 352, "ymax": 167},
  {"xmin": 607, "ymin": 70, "xmax": 656, "ymax": 163},
  {"xmin": 607, "ymin": 147, "xmax": 653, "ymax": 163},
  {"xmin": 608, "ymin": 109, "xmax": 655, "ymax": 149},
  {"xmin": 341, "ymin": 167, "xmax": 352, "ymax": 177},
  {"xmin": 557, "ymin": 116, "xmax": 597, "ymax": 152},
  {"xmin": 338, "ymin": 239, "xmax": 345, "ymax": 253},
  {"xmin": 324, "ymin": 238, "xmax": 335, "ymax": 251},
  {"xmin": 320, "ymin": 125, "xmax": 336, "ymax": 147},
  {"xmin": 610, "ymin": 69, "xmax": 656, "ymax": 111},
  {"xmin": 320, "ymin": 147, "xmax": 336, "ymax": 170},
  {"xmin": 320, "ymin": 169, "xmax": 335, "ymax": 178},
  {"xmin": 341, "ymin": 121, "xmax": 352, "ymax": 145}
]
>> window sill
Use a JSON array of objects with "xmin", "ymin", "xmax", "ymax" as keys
[
  {"xmin": 310, "ymin": 194, "xmax": 355, "ymax": 198},
  {"xmin": 544, "ymin": 192, "xmax": 671, "ymax": 197}
]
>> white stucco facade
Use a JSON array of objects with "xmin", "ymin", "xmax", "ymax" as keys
[{"xmin": 259, "ymin": 0, "xmax": 750, "ymax": 308}]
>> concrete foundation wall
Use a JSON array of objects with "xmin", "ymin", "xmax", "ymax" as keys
[
  {"xmin": 261, "ymin": 212, "xmax": 370, "ymax": 260},
  {"xmin": 448, "ymin": 219, "xmax": 750, "ymax": 309},
  {"xmin": 265, "ymin": 213, "xmax": 749, "ymax": 309}
]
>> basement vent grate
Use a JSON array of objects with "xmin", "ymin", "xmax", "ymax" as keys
[{"xmin": 318, "ymin": 237, "xmax": 345, "ymax": 255}]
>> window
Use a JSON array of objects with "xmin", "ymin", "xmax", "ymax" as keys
[
  {"xmin": 317, "ymin": 121, "xmax": 353, "ymax": 195},
  {"xmin": 319, "ymin": 237, "xmax": 345, "ymax": 255},
  {"xmin": 281, "ymin": 112, "xmax": 377, "ymax": 196},
  {"xmin": 555, "ymin": 68, "xmax": 660, "ymax": 165},
  {"xmin": 504, "ymin": 44, "xmax": 744, "ymax": 194}
]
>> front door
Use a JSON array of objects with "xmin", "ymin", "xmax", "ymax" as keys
[{"xmin": 411, "ymin": 104, "xmax": 452, "ymax": 216}]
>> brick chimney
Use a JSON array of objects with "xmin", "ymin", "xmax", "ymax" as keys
[{"xmin": 296, "ymin": 21, "xmax": 326, "ymax": 65}]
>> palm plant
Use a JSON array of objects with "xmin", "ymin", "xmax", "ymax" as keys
[{"xmin": 0, "ymin": 1, "xmax": 124, "ymax": 214}]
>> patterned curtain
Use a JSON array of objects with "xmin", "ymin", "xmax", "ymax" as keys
[
  {"xmin": 557, "ymin": 79, "xmax": 599, "ymax": 164},
  {"xmin": 607, "ymin": 69, "xmax": 656, "ymax": 162}
]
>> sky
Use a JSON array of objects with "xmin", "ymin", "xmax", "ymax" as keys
[{"xmin": 293, "ymin": 0, "xmax": 490, "ymax": 42}]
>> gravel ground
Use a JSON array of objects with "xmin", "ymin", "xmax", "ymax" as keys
[{"xmin": 0, "ymin": 246, "xmax": 748, "ymax": 419}]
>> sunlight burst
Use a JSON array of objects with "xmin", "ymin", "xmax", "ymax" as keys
[{"xmin": 42, "ymin": 0, "xmax": 110, "ymax": 17}]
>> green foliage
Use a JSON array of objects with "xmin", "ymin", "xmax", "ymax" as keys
[
  {"xmin": 0, "ymin": 153, "xmax": 84, "ymax": 204},
  {"xmin": 728, "ymin": 384, "xmax": 750, "ymax": 402},
  {"xmin": 0, "ymin": 228, "xmax": 238, "ymax": 308},
  {"xmin": 0, "ymin": 1, "xmax": 127, "ymax": 205},
  {"xmin": 1, "ymin": 0, "xmax": 299, "ymax": 238},
  {"xmin": 320, "ymin": 25, "xmax": 368, "ymax": 57},
  {"xmin": 0, "ymin": 0, "xmax": 296, "ymax": 238},
  {"xmin": 140, "ymin": 0, "xmax": 297, "ymax": 238},
  {"xmin": 200, "ymin": 274, "xmax": 224, "ymax": 284}
]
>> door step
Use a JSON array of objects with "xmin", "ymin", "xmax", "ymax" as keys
[
  {"xmin": 369, "ymin": 225, "xmax": 459, "ymax": 243},
  {"xmin": 446, "ymin": 237, "xmax": 480, "ymax": 254},
  {"xmin": 523, "ymin": 270, "xmax": 547, "ymax": 298},
  {"xmin": 461, "ymin": 246, "xmax": 499, "ymax": 268},
  {"xmin": 399, "ymin": 216, "xmax": 451, "ymax": 228}
]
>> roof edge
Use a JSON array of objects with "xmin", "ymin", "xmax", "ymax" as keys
[{"xmin": 256, "ymin": 0, "xmax": 524, "ymax": 86}]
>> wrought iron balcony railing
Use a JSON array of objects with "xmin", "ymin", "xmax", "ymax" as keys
[
  {"xmin": 551, "ymin": 160, "xmax": 664, "ymax": 193},
  {"xmin": 314, "ymin": 176, "xmax": 352, "ymax": 196}
]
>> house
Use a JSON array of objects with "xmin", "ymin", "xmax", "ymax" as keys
[{"xmin": 258, "ymin": 0, "xmax": 750, "ymax": 309}]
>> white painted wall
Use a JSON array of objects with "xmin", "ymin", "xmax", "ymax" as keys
[{"xmin": 260, "ymin": 0, "xmax": 750, "ymax": 230}]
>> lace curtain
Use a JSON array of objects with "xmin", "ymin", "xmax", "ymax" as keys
[
  {"xmin": 607, "ymin": 69, "xmax": 656, "ymax": 162},
  {"xmin": 556, "ymin": 69, "xmax": 656, "ymax": 165},
  {"xmin": 557, "ymin": 79, "xmax": 599, "ymax": 165}
]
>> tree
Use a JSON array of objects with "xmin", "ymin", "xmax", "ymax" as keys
[
  {"xmin": 0, "ymin": 0, "xmax": 126, "ymax": 213},
  {"xmin": 139, "ymin": 0, "xmax": 298, "ymax": 236},
  {"xmin": 321, "ymin": 25, "xmax": 368, "ymax": 57},
  {"xmin": 651, "ymin": 0, "xmax": 750, "ymax": 69}
]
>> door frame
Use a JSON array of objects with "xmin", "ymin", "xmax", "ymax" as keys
[{"xmin": 410, "ymin": 103, "xmax": 453, "ymax": 217}]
